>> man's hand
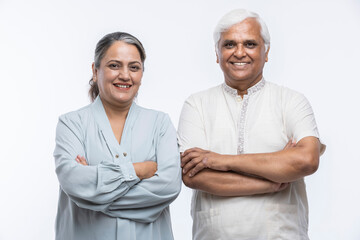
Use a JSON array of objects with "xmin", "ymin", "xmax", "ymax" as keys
[
  {"xmin": 181, "ymin": 148, "xmax": 229, "ymax": 177},
  {"xmin": 283, "ymin": 139, "xmax": 296, "ymax": 150},
  {"xmin": 182, "ymin": 139, "xmax": 297, "ymax": 178},
  {"xmin": 133, "ymin": 161, "xmax": 158, "ymax": 180},
  {"xmin": 272, "ymin": 182, "xmax": 290, "ymax": 192}
]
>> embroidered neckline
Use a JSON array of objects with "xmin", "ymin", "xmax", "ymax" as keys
[
  {"xmin": 222, "ymin": 78, "xmax": 266, "ymax": 97},
  {"xmin": 221, "ymin": 78, "xmax": 266, "ymax": 154}
]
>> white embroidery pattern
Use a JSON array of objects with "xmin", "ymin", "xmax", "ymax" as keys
[{"xmin": 222, "ymin": 79, "xmax": 266, "ymax": 154}]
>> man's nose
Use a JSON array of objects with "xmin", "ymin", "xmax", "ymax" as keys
[{"xmin": 233, "ymin": 44, "xmax": 246, "ymax": 58}]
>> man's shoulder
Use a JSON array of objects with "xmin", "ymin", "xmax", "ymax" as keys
[
  {"xmin": 265, "ymin": 81, "xmax": 304, "ymax": 99},
  {"xmin": 186, "ymin": 84, "xmax": 223, "ymax": 102}
]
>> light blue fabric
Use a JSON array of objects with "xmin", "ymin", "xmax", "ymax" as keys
[{"xmin": 54, "ymin": 96, "xmax": 182, "ymax": 240}]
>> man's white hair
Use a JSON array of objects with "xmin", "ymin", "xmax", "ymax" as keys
[{"xmin": 213, "ymin": 9, "xmax": 270, "ymax": 54}]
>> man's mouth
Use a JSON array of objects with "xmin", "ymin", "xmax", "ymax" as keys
[{"xmin": 232, "ymin": 62, "xmax": 249, "ymax": 66}]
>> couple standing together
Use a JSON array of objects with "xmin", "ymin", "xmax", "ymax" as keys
[{"xmin": 54, "ymin": 9, "xmax": 325, "ymax": 240}]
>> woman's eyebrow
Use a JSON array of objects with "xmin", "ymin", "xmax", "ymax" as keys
[{"xmin": 106, "ymin": 60, "xmax": 141, "ymax": 64}]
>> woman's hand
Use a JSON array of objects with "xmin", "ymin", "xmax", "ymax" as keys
[
  {"xmin": 133, "ymin": 161, "xmax": 157, "ymax": 180},
  {"xmin": 75, "ymin": 155, "xmax": 88, "ymax": 166}
]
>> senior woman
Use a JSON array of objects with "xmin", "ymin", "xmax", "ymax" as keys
[{"xmin": 53, "ymin": 32, "xmax": 182, "ymax": 240}]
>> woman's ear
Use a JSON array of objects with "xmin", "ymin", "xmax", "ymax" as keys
[{"xmin": 92, "ymin": 62, "xmax": 97, "ymax": 82}]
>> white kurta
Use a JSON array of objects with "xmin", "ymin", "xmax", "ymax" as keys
[{"xmin": 177, "ymin": 79, "xmax": 323, "ymax": 240}]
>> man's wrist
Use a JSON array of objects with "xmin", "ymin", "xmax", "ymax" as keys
[{"xmin": 224, "ymin": 154, "xmax": 235, "ymax": 171}]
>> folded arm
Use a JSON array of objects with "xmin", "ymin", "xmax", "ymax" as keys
[
  {"xmin": 178, "ymin": 97, "xmax": 290, "ymax": 195},
  {"xmin": 182, "ymin": 168, "xmax": 288, "ymax": 196},
  {"xmin": 69, "ymin": 114, "xmax": 182, "ymax": 223},
  {"xmin": 104, "ymin": 115, "xmax": 181, "ymax": 222},
  {"xmin": 181, "ymin": 140, "xmax": 295, "ymax": 195},
  {"xmin": 182, "ymin": 136, "xmax": 321, "ymax": 183},
  {"xmin": 54, "ymin": 115, "xmax": 140, "ymax": 212}
]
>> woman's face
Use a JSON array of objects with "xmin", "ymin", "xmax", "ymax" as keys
[{"xmin": 93, "ymin": 41, "xmax": 143, "ymax": 108}]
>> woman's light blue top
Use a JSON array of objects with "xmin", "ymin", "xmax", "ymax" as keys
[{"xmin": 53, "ymin": 96, "xmax": 182, "ymax": 240}]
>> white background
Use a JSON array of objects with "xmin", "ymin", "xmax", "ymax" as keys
[{"xmin": 1, "ymin": 0, "xmax": 359, "ymax": 239}]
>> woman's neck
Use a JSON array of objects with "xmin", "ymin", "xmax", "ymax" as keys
[{"xmin": 101, "ymin": 97, "xmax": 132, "ymax": 121}]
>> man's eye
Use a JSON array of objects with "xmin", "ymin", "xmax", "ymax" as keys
[
  {"xmin": 245, "ymin": 42, "xmax": 257, "ymax": 48},
  {"xmin": 224, "ymin": 42, "xmax": 235, "ymax": 48}
]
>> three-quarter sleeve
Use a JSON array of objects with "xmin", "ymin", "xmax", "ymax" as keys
[
  {"xmin": 103, "ymin": 114, "xmax": 182, "ymax": 223},
  {"xmin": 54, "ymin": 114, "xmax": 140, "ymax": 211}
]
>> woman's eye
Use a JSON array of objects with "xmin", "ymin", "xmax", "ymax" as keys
[
  {"xmin": 130, "ymin": 65, "xmax": 141, "ymax": 71},
  {"xmin": 109, "ymin": 63, "xmax": 119, "ymax": 69}
]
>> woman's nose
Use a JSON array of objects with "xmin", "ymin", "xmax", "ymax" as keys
[{"xmin": 118, "ymin": 67, "xmax": 131, "ymax": 81}]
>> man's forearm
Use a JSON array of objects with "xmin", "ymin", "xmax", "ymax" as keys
[
  {"xmin": 182, "ymin": 169, "xmax": 286, "ymax": 197},
  {"xmin": 226, "ymin": 137, "xmax": 320, "ymax": 183},
  {"xmin": 183, "ymin": 137, "xmax": 321, "ymax": 183}
]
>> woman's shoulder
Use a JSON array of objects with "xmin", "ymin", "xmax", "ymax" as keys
[
  {"xmin": 133, "ymin": 104, "xmax": 174, "ymax": 134},
  {"xmin": 58, "ymin": 103, "xmax": 93, "ymax": 126},
  {"xmin": 135, "ymin": 104, "xmax": 170, "ymax": 123}
]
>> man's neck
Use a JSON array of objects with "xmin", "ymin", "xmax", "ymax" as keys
[{"xmin": 225, "ymin": 75, "xmax": 263, "ymax": 97}]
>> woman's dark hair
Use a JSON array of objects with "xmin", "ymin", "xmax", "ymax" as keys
[{"xmin": 89, "ymin": 32, "xmax": 146, "ymax": 101}]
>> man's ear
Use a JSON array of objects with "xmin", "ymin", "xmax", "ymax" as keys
[
  {"xmin": 216, "ymin": 49, "xmax": 219, "ymax": 63},
  {"xmin": 265, "ymin": 46, "xmax": 270, "ymax": 62}
]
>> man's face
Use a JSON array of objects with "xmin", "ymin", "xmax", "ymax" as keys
[{"xmin": 217, "ymin": 18, "xmax": 269, "ymax": 89}]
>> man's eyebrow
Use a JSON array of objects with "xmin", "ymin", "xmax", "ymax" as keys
[{"xmin": 222, "ymin": 39, "xmax": 235, "ymax": 43}]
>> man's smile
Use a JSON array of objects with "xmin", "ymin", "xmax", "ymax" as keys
[{"xmin": 232, "ymin": 62, "xmax": 249, "ymax": 66}]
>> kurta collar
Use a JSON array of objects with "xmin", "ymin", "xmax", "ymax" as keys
[
  {"xmin": 90, "ymin": 96, "xmax": 138, "ymax": 148},
  {"xmin": 222, "ymin": 78, "xmax": 266, "ymax": 97}
]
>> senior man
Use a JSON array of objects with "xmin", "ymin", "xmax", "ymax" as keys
[{"xmin": 178, "ymin": 9, "xmax": 325, "ymax": 240}]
